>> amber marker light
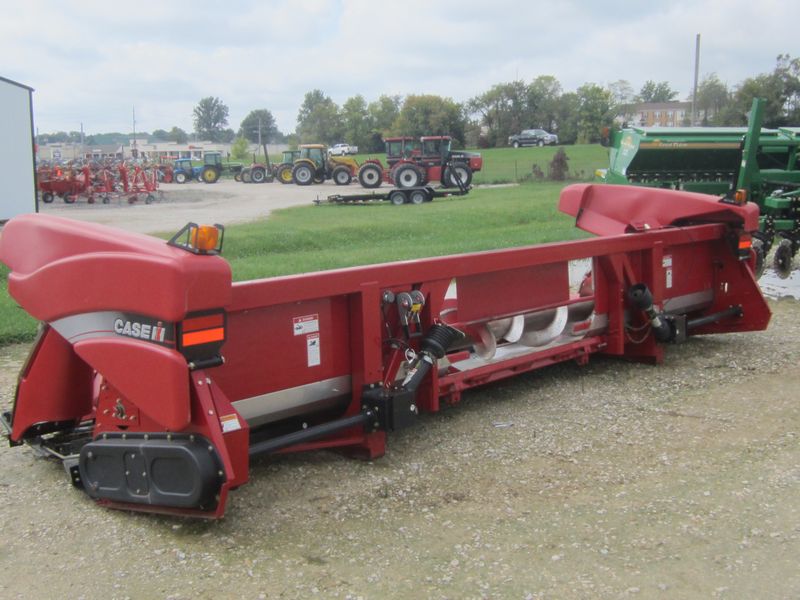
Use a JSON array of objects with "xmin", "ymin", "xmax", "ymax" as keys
[{"xmin": 190, "ymin": 225, "xmax": 220, "ymax": 251}]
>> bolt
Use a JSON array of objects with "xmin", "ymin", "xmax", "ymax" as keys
[
  {"xmin": 208, "ymin": 409, "xmax": 214, "ymax": 415},
  {"xmin": 125, "ymin": 470, "xmax": 130, "ymax": 475},
  {"xmin": 167, "ymin": 434, "xmax": 172, "ymax": 441},
  {"xmin": 87, "ymin": 451, "xmax": 93, "ymax": 459},
  {"xmin": 218, "ymin": 470, "xmax": 224, "ymax": 477},
  {"xmin": 206, "ymin": 378, "xmax": 212, "ymax": 385},
  {"xmin": 102, "ymin": 433, "xmax": 108, "ymax": 439},
  {"xmin": 103, "ymin": 409, "xmax": 109, "ymax": 415},
  {"xmin": 208, "ymin": 445, "xmax": 213, "ymax": 452},
  {"xmin": 129, "ymin": 415, "xmax": 136, "ymax": 420},
  {"xmin": 142, "ymin": 471, "xmax": 146, "ymax": 477},
  {"xmin": 374, "ymin": 421, "xmax": 380, "ymax": 428},
  {"xmin": 136, "ymin": 488, "xmax": 141, "ymax": 494},
  {"xmin": 197, "ymin": 380, "xmax": 204, "ymax": 386},
  {"xmin": 190, "ymin": 435, "xmax": 195, "ymax": 442},
  {"xmin": 122, "ymin": 434, "xmax": 127, "ymax": 440},
  {"xmin": 143, "ymin": 434, "xmax": 149, "ymax": 440}
]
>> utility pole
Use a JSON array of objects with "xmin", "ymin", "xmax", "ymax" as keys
[
  {"xmin": 80, "ymin": 122, "xmax": 85, "ymax": 161},
  {"xmin": 132, "ymin": 106, "xmax": 137, "ymax": 159},
  {"xmin": 691, "ymin": 34, "xmax": 700, "ymax": 126}
]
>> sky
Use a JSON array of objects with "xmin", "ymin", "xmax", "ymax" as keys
[{"xmin": 1, "ymin": 0, "xmax": 797, "ymax": 136}]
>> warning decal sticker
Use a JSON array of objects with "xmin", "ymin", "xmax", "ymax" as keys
[
  {"xmin": 293, "ymin": 314, "xmax": 319, "ymax": 336},
  {"xmin": 306, "ymin": 333, "xmax": 321, "ymax": 367},
  {"xmin": 220, "ymin": 414, "xmax": 242, "ymax": 433}
]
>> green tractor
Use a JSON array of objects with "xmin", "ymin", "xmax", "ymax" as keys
[
  {"xmin": 275, "ymin": 150, "xmax": 301, "ymax": 184},
  {"xmin": 291, "ymin": 144, "xmax": 358, "ymax": 186},
  {"xmin": 199, "ymin": 152, "xmax": 243, "ymax": 184}
]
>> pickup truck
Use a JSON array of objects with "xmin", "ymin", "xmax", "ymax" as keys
[
  {"xmin": 508, "ymin": 129, "xmax": 558, "ymax": 148},
  {"xmin": 329, "ymin": 143, "xmax": 358, "ymax": 156}
]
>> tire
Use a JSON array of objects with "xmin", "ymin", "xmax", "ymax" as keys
[
  {"xmin": 512, "ymin": 141, "xmax": 520, "ymax": 148},
  {"xmin": 409, "ymin": 189, "xmax": 427, "ymax": 205},
  {"xmin": 752, "ymin": 238, "xmax": 765, "ymax": 279},
  {"xmin": 393, "ymin": 163, "xmax": 423, "ymax": 188},
  {"xmin": 773, "ymin": 238, "xmax": 794, "ymax": 279},
  {"xmin": 63, "ymin": 194, "xmax": 76, "ymax": 204},
  {"xmin": 241, "ymin": 169, "xmax": 252, "ymax": 183},
  {"xmin": 293, "ymin": 163, "xmax": 314, "ymax": 186},
  {"xmin": 358, "ymin": 163, "xmax": 383, "ymax": 188},
  {"xmin": 202, "ymin": 167, "xmax": 220, "ymax": 184},
  {"xmin": 234, "ymin": 172, "xmax": 242, "ymax": 182},
  {"xmin": 277, "ymin": 165, "xmax": 294, "ymax": 184},
  {"xmin": 538, "ymin": 140, "xmax": 545, "ymax": 147},
  {"xmin": 102, "ymin": 195, "xmax": 110, "ymax": 204},
  {"xmin": 175, "ymin": 172, "xmax": 187, "ymax": 184},
  {"xmin": 443, "ymin": 163, "xmax": 473, "ymax": 188},
  {"xmin": 145, "ymin": 194, "xmax": 155, "ymax": 204},
  {"xmin": 251, "ymin": 168, "xmax": 266, "ymax": 183},
  {"xmin": 389, "ymin": 190, "xmax": 407, "ymax": 206},
  {"xmin": 42, "ymin": 191, "xmax": 54, "ymax": 203},
  {"xmin": 332, "ymin": 165, "xmax": 352, "ymax": 186}
]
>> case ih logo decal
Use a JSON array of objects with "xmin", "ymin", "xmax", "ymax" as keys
[{"xmin": 114, "ymin": 318, "xmax": 171, "ymax": 344}]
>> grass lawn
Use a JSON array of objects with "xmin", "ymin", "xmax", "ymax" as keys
[{"xmin": 0, "ymin": 181, "xmax": 591, "ymax": 346}]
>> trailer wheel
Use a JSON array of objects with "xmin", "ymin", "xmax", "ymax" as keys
[
  {"xmin": 409, "ymin": 189, "xmax": 427, "ymax": 205},
  {"xmin": 332, "ymin": 166, "xmax": 352, "ymax": 185},
  {"xmin": 393, "ymin": 163, "xmax": 423, "ymax": 188},
  {"xmin": 443, "ymin": 163, "xmax": 473, "ymax": 188},
  {"xmin": 251, "ymin": 168, "xmax": 266, "ymax": 183},
  {"xmin": 277, "ymin": 165, "xmax": 294, "ymax": 184},
  {"xmin": 146, "ymin": 194, "xmax": 156, "ymax": 204},
  {"xmin": 773, "ymin": 238, "xmax": 794, "ymax": 279},
  {"xmin": 358, "ymin": 163, "xmax": 383, "ymax": 188},
  {"xmin": 102, "ymin": 195, "xmax": 110, "ymax": 204},
  {"xmin": 42, "ymin": 192, "xmax": 54, "ymax": 203},
  {"xmin": 175, "ymin": 172, "xmax": 187, "ymax": 184},
  {"xmin": 389, "ymin": 190, "xmax": 407, "ymax": 205},
  {"xmin": 293, "ymin": 163, "xmax": 314, "ymax": 186},
  {"xmin": 63, "ymin": 194, "xmax": 76, "ymax": 204}
]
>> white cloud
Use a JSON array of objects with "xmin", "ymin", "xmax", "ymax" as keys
[{"xmin": 0, "ymin": 0, "xmax": 796, "ymax": 134}]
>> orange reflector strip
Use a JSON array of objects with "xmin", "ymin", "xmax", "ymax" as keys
[
  {"xmin": 182, "ymin": 327, "xmax": 225, "ymax": 346},
  {"xmin": 183, "ymin": 313, "xmax": 224, "ymax": 333},
  {"xmin": 738, "ymin": 239, "xmax": 752, "ymax": 249}
]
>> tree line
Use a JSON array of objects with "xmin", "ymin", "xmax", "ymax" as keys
[{"xmin": 39, "ymin": 54, "xmax": 799, "ymax": 151}]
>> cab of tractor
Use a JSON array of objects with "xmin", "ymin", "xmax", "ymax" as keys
[
  {"xmin": 385, "ymin": 136, "xmax": 419, "ymax": 167},
  {"xmin": 420, "ymin": 136, "xmax": 452, "ymax": 160}
]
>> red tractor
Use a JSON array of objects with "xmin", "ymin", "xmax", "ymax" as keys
[{"xmin": 357, "ymin": 136, "xmax": 482, "ymax": 189}]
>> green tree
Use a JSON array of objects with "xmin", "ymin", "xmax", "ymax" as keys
[
  {"xmin": 365, "ymin": 94, "xmax": 402, "ymax": 152},
  {"xmin": 638, "ymin": 80, "xmax": 679, "ymax": 103},
  {"xmin": 694, "ymin": 73, "xmax": 730, "ymax": 125},
  {"xmin": 341, "ymin": 95, "xmax": 372, "ymax": 150},
  {"xmin": 392, "ymin": 94, "xmax": 466, "ymax": 145},
  {"xmin": 527, "ymin": 75, "xmax": 562, "ymax": 132},
  {"xmin": 230, "ymin": 136, "xmax": 250, "ymax": 160},
  {"xmin": 575, "ymin": 84, "xmax": 612, "ymax": 144},
  {"xmin": 555, "ymin": 92, "xmax": 579, "ymax": 144},
  {"xmin": 296, "ymin": 89, "xmax": 342, "ymax": 144},
  {"xmin": 238, "ymin": 109, "xmax": 280, "ymax": 144},
  {"xmin": 467, "ymin": 81, "xmax": 528, "ymax": 147},
  {"xmin": 193, "ymin": 97, "xmax": 229, "ymax": 142},
  {"xmin": 168, "ymin": 126, "xmax": 188, "ymax": 144},
  {"xmin": 151, "ymin": 129, "xmax": 170, "ymax": 141}
]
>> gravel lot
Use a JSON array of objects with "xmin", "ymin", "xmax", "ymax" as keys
[
  {"xmin": 2, "ymin": 182, "xmax": 798, "ymax": 598},
  {"xmin": 39, "ymin": 179, "xmax": 340, "ymax": 234}
]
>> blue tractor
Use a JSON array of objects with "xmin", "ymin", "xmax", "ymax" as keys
[{"xmin": 172, "ymin": 158, "xmax": 204, "ymax": 184}]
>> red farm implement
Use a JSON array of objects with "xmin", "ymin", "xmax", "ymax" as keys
[
  {"xmin": 0, "ymin": 184, "xmax": 769, "ymax": 518},
  {"xmin": 118, "ymin": 163, "xmax": 160, "ymax": 204},
  {"xmin": 38, "ymin": 164, "xmax": 93, "ymax": 204}
]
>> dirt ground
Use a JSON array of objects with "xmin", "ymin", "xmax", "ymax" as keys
[
  {"xmin": 1, "ymin": 183, "xmax": 798, "ymax": 599},
  {"xmin": 39, "ymin": 179, "xmax": 342, "ymax": 234}
]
